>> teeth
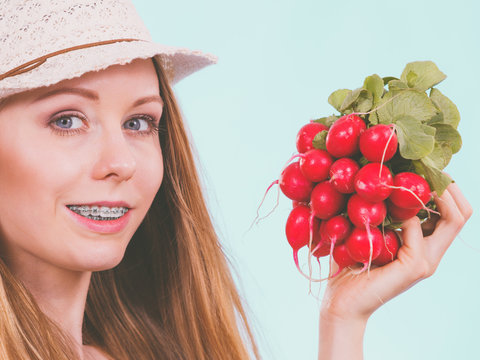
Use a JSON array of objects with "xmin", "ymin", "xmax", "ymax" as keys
[
  {"xmin": 99, "ymin": 206, "xmax": 110, "ymax": 218},
  {"xmin": 90, "ymin": 206, "xmax": 100, "ymax": 217},
  {"xmin": 67, "ymin": 205, "xmax": 129, "ymax": 220}
]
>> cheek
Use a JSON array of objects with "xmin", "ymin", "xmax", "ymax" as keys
[
  {"xmin": 0, "ymin": 133, "xmax": 83, "ymax": 239},
  {"xmin": 136, "ymin": 144, "xmax": 164, "ymax": 201}
]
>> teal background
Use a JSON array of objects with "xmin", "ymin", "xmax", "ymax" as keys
[{"xmin": 133, "ymin": 1, "xmax": 479, "ymax": 359}]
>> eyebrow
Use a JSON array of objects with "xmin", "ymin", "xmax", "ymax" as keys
[
  {"xmin": 32, "ymin": 87, "xmax": 164, "ymax": 107},
  {"xmin": 33, "ymin": 87, "xmax": 99, "ymax": 102},
  {"xmin": 132, "ymin": 95, "xmax": 164, "ymax": 107}
]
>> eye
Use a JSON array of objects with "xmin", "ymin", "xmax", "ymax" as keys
[
  {"xmin": 123, "ymin": 118, "xmax": 149, "ymax": 131},
  {"xmin": 123, "ymin": 115, "xmax": 159, "ymax": 135},
  {"xmin": 53, "ymin": 115, "xmax": 84, "ymax": 129}
]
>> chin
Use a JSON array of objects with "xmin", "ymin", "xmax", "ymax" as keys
[
  {"xmin": 82, "ymin": 258, "xmax": 124, "ymax": 272},
  {"xmin": 66, "ymin": 245, "xmax": 128, "ymax": 272}
]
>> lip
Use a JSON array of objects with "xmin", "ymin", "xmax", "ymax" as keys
[{"xmin": 65, "ymin": 202, "xmax": 132, "ymax": 234}]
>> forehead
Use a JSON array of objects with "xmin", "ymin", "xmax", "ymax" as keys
[{"xmin": 0, "ymin": 58, "xmax": 160, "ymax": 109}]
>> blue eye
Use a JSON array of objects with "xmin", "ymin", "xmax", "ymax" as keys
[
  {"xmin": 123, "ymin": 117, "xmax": 150, "ymax": 131},
  {"xmin": 123, "ymin": 116, "xmax": 160, "ymax": 136},
  {"xmin": 53, "ymin": 115, "xmax": 83, "ymax": 129}
]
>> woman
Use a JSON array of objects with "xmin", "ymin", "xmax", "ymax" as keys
[{"xmin": 0, "ymin": 0, "xmax": 472, "ymax": 359}]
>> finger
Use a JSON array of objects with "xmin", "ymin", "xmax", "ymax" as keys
[
  {"xmin": 400, "ymin": 216, "xmax": 424, "ymax": 253},
  {"xmin": 432, "ymin": 188, "xmax": 461, "ymax": 223},
  {"xmin": 365, "ymin": 218, "xmax": 427, "ymax": 301},
  {"xmin": 444, "ymin": 182, "xmax": 473, "ymax": 220},
  {"xmin": 425, "ymin": 189, "xmax": 464, "ymax": 263}
]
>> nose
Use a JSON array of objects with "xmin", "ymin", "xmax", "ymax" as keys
[{"xmin": 91, "ymin": 129, "xmax": 136, "ymax": 182}]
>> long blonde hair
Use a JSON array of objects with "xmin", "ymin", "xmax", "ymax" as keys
[{"xmin": 0, "ymin": 59, "xmax": 260, "ymax": 360}]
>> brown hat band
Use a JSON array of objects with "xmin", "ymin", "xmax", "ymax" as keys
[{"xmin": 0, "ymin": 38, "xmax": 141, "ymax": 81}]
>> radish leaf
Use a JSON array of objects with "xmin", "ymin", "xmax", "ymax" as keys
[
  {"xmin": 377, "ymin": 90, "xmax": 438, "ymax": 125},
  {"xmin": 340, "ymin": 88, "xmax": 373, "ymax": 113},
  {"xmin": 328, "ymin": 89, "xmax": 350, "ymax": 113},
  {"xmin": 312, "ymin": 130, "xmax": 328, "ymax": 150},
  {"xmin": 395, "ymin": 115, "xmax": 435, "ymax": 159},
  {"xmin": 413, "ymin": 158, "xmax": 452, "ymax": 195},
  {"xmin": 430, "ymin": 88, "xmax": 461, "ymax": 129},
  {"xmin": 363, "ymin": 74, "xmax": 384, "ymax": 103},
  {"xmin": 368, "ymin": 111, "xmax": 379, "ymax": 125},
  {"xmin": 387, "ymin": 80, "xmax": 408, "ymax": 91},
  {"xmin": 428, "ymin": 142, "xmax": 453, "ymax": 170},
  {"xmin": 313, "ymin": 115, "xmax": 338, "ymax": 127},
  {"xmin": 431, "ymin": 123, "xmax": 462, "ymax": 154},
  {"xmin": 400, "ymin": 61, "xmax": 446, "ymax": 92},
  {"xmin": 382, "ymin": 76, "xmax": 399, "ymax": 85}
]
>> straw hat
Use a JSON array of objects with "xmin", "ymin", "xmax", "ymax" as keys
[{"xmin": 0, "ymin": 0, "xmax": 217, "ymax": 99}]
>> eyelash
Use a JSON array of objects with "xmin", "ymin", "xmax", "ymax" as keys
[
  {"xmin": 128, "ymin": 114, "xmax": 160, "ymax": 137},
  {"xmin": 48, "ymin": 112, "xmax": 161, "ymax": 137}
]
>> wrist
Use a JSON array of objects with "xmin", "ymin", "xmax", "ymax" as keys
[
  {"xmin": 318, "ymin": 311, "xmax": 368, "ymax": 360},
  {"xmin": 320, "ymin": 298, "xmax": 371, "ymax": 325}
]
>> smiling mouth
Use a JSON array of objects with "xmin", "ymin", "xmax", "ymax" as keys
[{"xmin": 66, "ymin": 205, "xmax": 129, "ymax": 221}]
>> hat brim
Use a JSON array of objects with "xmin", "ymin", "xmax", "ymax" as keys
[{"xmin": 0, "ymin": 40, "xmax": 217, "ymax": 99}]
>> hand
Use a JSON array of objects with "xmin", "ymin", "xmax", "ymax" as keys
[{"xmin": 320, "ymin": 182, "xmax": 472, "ymax": 322}]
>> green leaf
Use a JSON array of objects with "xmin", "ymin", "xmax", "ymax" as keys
[
  {"xmin": 423, "ymin": 123, "xmax": 436, "ymax": 137},
  {"xmin": 368, "ymin": 111, "xmax": 379, "ymax": 125},
  {"xmin": 313, "ymin": 115, "xmax": 339, "ymax": 128},
  {"xmin": 395, "ymin": 115, "xmax": 436, "ymax": 159},
  {"xmin": 363, "ymin": 74, "xmax": 384, "ymax": 103},
  {"xmin": 340, "ymin": 88, "xmax": 373, "ymax": 113},
  {"xmin": 340, "ymin": 88, "xmax": 361, "ymax": 112},
  {"xmin": 376, "ymin": 90, "xmax": 439, "ymax": 125},
  {"xmin": 387, "ymin": 80, "xmax": 409, "ymax": 91},
  {"xmin": 426, "ymin": 111, "xmax": 444, "ymax": 125},
  {"xmin": 429, "ymin": 88, "xmax": 461, "ymax": 129},
  {"xmin": 312, "ymin": 130, "xmax": 328, "ymax": 150},
  {"xmin": 406, "ymin": 71, "xmax": 418, "ymax": 88},
  {"xmin": 431, "ymin": 123, "xmax": 462, "ymax": 154},
  {"xmin": 400, "ymin": 61, "xmax": 447, "ymax": 92},
  {"xmin": 354, "ymin": 90, "xmax": 374, "ymax": 113},
  {"xmin": 413, "ymin": 158, "xmax": 453, "ymax": 195},
  {"xmin": 328, "ymin": 89, "xmax": 350, "ymax": 113},
  {"xmin": 383, "ymin": 76, "xmax": 399, "ymax": 85},
  {"xmin": 427, "ymin": 142, "xmax": 453, "ymax": 170}
]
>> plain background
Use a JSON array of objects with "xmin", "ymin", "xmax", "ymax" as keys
[{"xmin": 133, "ymin": 1, "xmax": 479, "ymax": 359}]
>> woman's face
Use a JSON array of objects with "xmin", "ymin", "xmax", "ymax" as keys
[{"xmin": 0, "ymin": 58, "xmax": 164, "ymax": 273}]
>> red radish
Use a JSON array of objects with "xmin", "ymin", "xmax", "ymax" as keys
[
  {"xmin": 329, "ymin": 158, "xmax": 360, "ymax": 194},
  {"xmin": 285, "ymin": 205, "xmax": 320, "ymax": 270},
  {"xmin": 333, "ymin": 244, "xmax": 358, "ymax": 271},
  {"xmin": 310, "ymin": 181, "xmax": 346, "ymax": 220},
  {"xmin": 326, "ymin": 114, "xmax": 366, "ymax": 158},
  {"xmin": 292, "ymin": 200, "xmax": 308, "ymax": 208},
  {"xmin": 299, "ymin": 149, "xmax": 333, "ymax": 182},
  {"xmin": 359, "ymin": 124, "xmax": 398, "ymax": 162},
  {"xmin": 320, "ymin": 215, "xmax": 352, "ymax": 246},
  {"xmin": 279, "ymin": 162, "xmax": 314, "ymax": 202},
  {"xmin": 372, "ymin": 229, "xmax": 400, "ymax": 266},
  {"xmin": 345, "ymin": 227, "xmax": 383, "ymax": 264},
  {"xmin": 296, "ymin": 122, "xmax": 328, "ymax": 153},
  {"xmin": 312, "ymin": 239, "xmax": 331, "ymax": 258},
  {"xmin": 389, "ymin": 172, "xmax": 432, "ymax": 209},
  {"xmin": 312, "ymin": 222, "xmax": 336, "ymax": 259},
  {"xmin": 347, "ymin": 194, "xmax": 387, "ymax": 228},
  {"xmin": 387, "ymin": 200, "xmax": 420, "ymax": 221},
  {"xmin": 354, "ymin": 163, "xmax": 393, "ymax": 202}
]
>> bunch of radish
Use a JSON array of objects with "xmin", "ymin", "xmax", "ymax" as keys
[{"xmin": 270, "ymin": 61, "xmax": 462, "ymax": 279}]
